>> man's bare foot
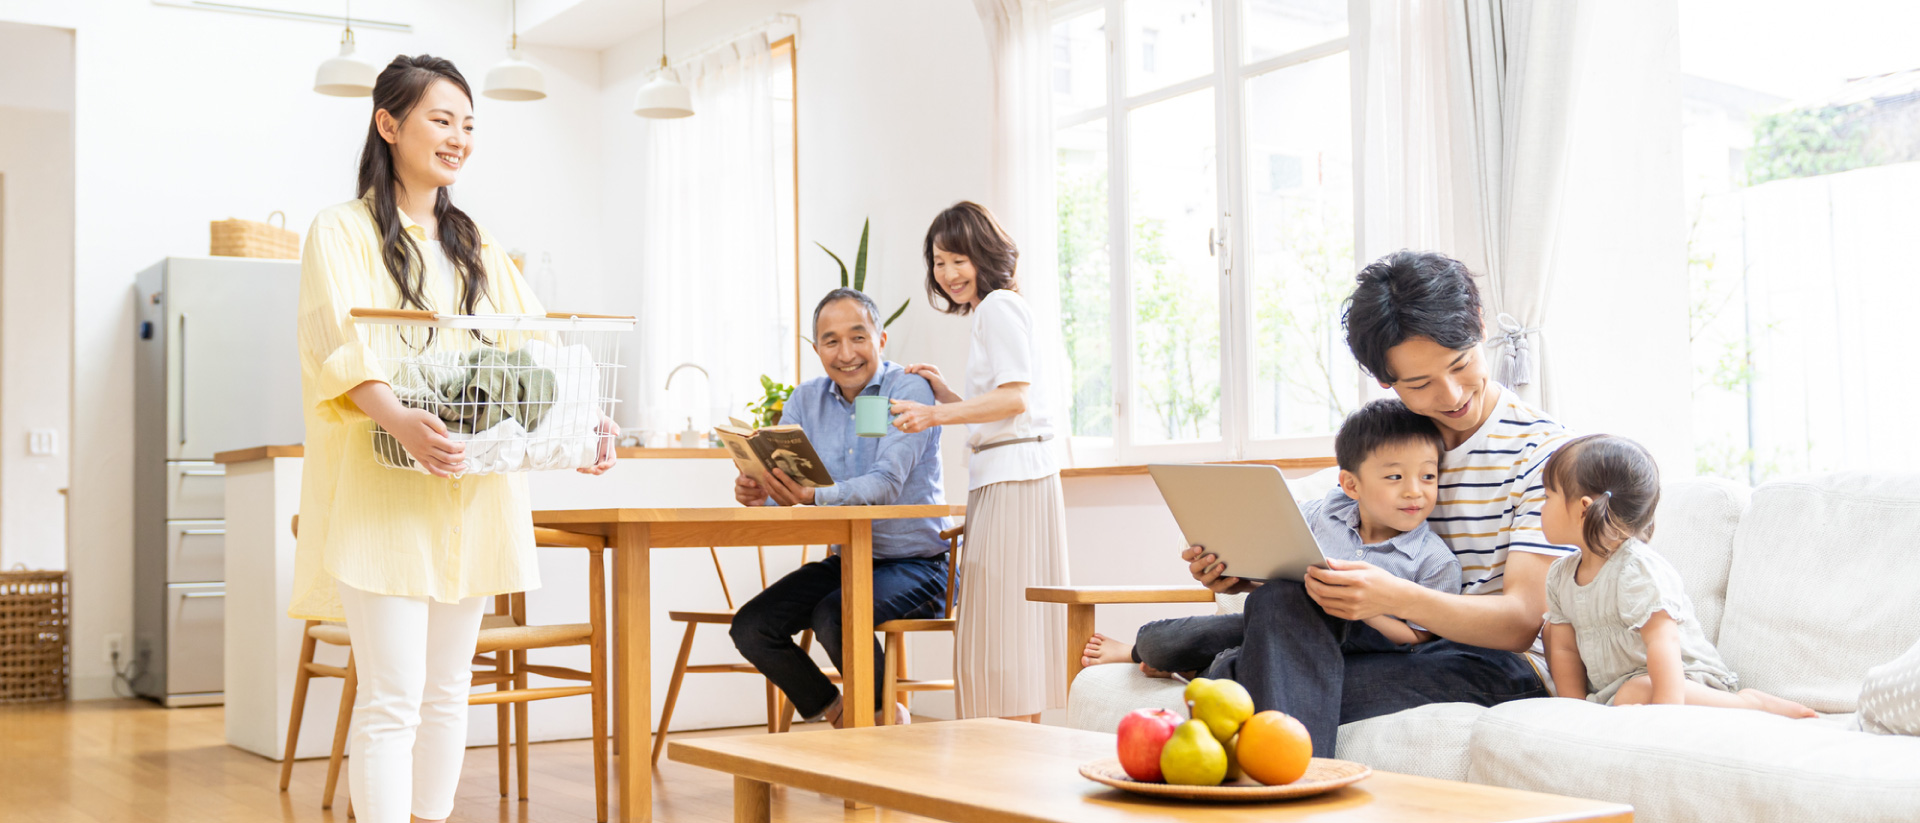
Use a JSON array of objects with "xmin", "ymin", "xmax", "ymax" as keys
[
  {"xmin": 1743, "ymin": 688, "xmax": 1817, "ymax": 719},
  {"xmin": 1082, "ymin": 633, "xmax": 1135, "ymax": 668}
]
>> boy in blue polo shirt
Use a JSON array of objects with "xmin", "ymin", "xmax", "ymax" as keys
[{"xmin": 1082, "ymin": 398, "xmax": 1460, "ymax": 675}]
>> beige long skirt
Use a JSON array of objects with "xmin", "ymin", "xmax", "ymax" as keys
[{"xmin": 956, "ymin": 474, "xmax": 1070, "ymax": 719}]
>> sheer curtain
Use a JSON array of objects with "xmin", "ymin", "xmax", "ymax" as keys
[
  {"xmin": 636, "ymin": 34, "xmax": 784, "ymax": 435},
  {"xmin": 973, "ymin": 0, "xmax": 1074, "ymax": 466},
  {"xmin": 1352, "ymin": 0, "xmax": 1583, "ymax": 409}
]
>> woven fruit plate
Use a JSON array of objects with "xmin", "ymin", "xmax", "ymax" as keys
[{"xmin": 1078, "ymin": 757, "xmax": 1371, "ymax": 802}]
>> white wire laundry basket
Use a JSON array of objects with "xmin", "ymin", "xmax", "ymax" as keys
[{"xmin": 350, "ymin": 308, "xmax": 634, "ymax": 476}]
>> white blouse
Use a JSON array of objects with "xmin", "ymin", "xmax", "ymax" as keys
[{"xmin": 963, "ymin": 289, "xmax": 1057, "ymax": 490}]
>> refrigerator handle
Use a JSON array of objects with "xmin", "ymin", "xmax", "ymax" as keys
[{"xmin": 177, "ymin": 312, "xmax": 187, "ymax": 448}]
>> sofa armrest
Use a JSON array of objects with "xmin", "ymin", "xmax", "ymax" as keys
[
  {"xmin": 1027, "ymin": 586, "xmax": 1216, "ymax": 688},
  {"xmin": 1027, "ymin": 585, "xmax": 1215, "ymax": 605}
]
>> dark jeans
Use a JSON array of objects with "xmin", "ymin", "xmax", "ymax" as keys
[
  {"xmin": 1210, "ymin": 580, "xmax": 1547, "ymax": 757},
  {"xmin": 1132, "ymin": 609, "xmax": 1412, "ymax": 676},
  {"xmin": 729, "ymin": 554, "xmax": 948, "ymax": 719}
]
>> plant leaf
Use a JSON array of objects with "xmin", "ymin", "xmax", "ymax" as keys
[
  {"xmin": 884, "ymin": 299, "xmax": 909, "ymax": 328},
  {"xmin": 818, "ymin": 241, "xmax": 849, "ymax": 288},
  {"xmin": 854, "ymin": 218, "xmax": 870, "ymax": 292}
]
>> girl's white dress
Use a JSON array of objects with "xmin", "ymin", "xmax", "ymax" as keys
[{"xmin": 1545, "ymin": 539, "xmax": 1739, "ymax": 704}]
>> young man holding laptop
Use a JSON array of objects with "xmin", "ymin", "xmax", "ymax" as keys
[{"xmin": 1112, "ymin": 251, "xmax": 1575, "ymax": 758}]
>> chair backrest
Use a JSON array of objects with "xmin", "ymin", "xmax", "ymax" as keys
[
  {"xmin": 940, "ymin": 525, "xmax": 965, "ymax": 620},
  {"xmin": 709, "ymin": 544, "xmax": 815, "ymax": 611}
]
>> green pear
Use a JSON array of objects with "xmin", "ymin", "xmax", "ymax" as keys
[
  {"xmin": 1159, "ymin": 719, "xmax": 1229, "ymax": 786},
  {"xmin": 1184, "ymin": 677, "xmax": 1255, "ymax": 742}
]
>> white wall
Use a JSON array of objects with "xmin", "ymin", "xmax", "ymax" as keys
[
  {"xmin": 1546, "ymin": 0, "xmax": 1692, "ymax": 475},
  {"xmin": 0, "ymin": 20, "xmax": 73, "ymax": 572},
  {"xmin": 0, "ymin": 0, "xmax": 606, "ymax": 700}
]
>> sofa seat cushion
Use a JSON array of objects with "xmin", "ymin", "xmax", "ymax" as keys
[
  {"xmin": 1064, "ymin": 663, "xmax": 1484, "ymax": 782},
  {"xmin": 1467, "ymin": 697, "xmax": 1920, "ymax": 823}
]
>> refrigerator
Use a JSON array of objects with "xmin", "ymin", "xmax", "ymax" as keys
[{"xmin": 133, "ymin": 256, "xmax": 306, "ymax": 706}]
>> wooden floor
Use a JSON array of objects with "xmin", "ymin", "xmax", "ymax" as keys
[{"xmin": 0, "ymin": 700, "xmax": 948, "ymax": 823}]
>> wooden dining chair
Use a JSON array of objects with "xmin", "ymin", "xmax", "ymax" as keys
[
  {"xmin": 279, "ymin": 517, "xmax": 613, "ymax": 822},
  {"xmin": 651, "ymin": 544, "xmax": 811, "ymax": 765},
  {"xmin": 761, "ymin": 523, "xmax": 965, "ymax": 733}
]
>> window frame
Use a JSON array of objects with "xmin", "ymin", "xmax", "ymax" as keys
[{"xmin": 1051, "ymin": 0, "xmax": 1354, "ymax": 466}]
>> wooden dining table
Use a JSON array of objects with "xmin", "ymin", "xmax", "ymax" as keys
[{"xmin": 531, "ymin": 504, "xmax": 966, "ymax": 823}]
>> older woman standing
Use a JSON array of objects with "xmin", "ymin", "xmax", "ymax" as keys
[{"xmin": 889, "ymin": 201, "xmax": 1067, "ymax": 722}]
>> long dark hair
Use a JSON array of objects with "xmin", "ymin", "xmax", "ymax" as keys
[
  {"xmin": 1541, "ymin": 434, "xmax": 1662, "ymax": 559},
  {"xmin": 923, "ymin": 201, "xmax": 1019, "ymax": 316},
  {"xmin": 358, "ymin": 55, "xmax": 489, "ymax": 319}
]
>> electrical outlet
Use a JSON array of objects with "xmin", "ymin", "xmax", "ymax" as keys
[
  {"xmin": 104, "ymin": 633, "xmax": 125, "ymax": 665},
  {"xmin": 28, "ymin": 429, "xmax": 57, "ymax": 456}
]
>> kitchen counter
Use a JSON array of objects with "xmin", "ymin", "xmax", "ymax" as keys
[{"xmin": 216, "ymin": 443, "xmax": 772, "ymax": 761}]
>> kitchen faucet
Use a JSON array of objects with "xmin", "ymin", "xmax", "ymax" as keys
[{"xmin": 664, "ymin": 362, "xmax": 712, "ymax": 445}]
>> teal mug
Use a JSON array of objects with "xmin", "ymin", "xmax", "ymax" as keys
[{"xmin": 855, "ymin": 395, "xmax": 892, "ymax": 437}]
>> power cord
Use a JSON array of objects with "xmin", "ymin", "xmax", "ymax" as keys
[{"xmin": 110, "ymin": 649, "xmax": 143, "ymax": 699}]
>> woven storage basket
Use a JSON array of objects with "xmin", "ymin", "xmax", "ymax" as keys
[
  {"xmin": 210, "ymin": 210, "xmax": 300, "ymax": 259},
  {"xmin": 0, "ymin": 569, "xmax": 68, "ymax": 703}
]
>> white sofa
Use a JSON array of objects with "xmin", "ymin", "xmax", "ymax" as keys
[{"xmin": 1050, "ymin": 473, "xmax": 1920, "ymax": 822}]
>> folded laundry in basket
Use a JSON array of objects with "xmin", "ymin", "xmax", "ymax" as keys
[
  {"xmin": 384, "ymin": 346, "xmax": 557, "ymax": 433},
  {"xmin": 374, "ymin": 341, "xmax": 598, "ymax": 474}
]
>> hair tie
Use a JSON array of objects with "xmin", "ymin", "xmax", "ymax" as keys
[{"xmin": 1602, "ymin": 491, "xmax": 1614, "ymax": 499}]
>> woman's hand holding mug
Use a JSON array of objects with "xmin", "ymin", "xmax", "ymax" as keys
[{"xmin": 888, "ymin": 398, "xmax": 939, "ymax": 434}]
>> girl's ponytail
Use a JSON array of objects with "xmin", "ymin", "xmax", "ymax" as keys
[{"xmin": 1542, "ymin": 436, "xmax": 1661, "ymax": 559}]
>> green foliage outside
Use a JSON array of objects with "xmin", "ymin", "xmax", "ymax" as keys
[
  {"xmin": 1745, "ymin": 105, "xmax": 1870, "ymax": 186},
  {"xmin": 1056, "ymin": 171, "xmax": 1114, "ymax": 437}
]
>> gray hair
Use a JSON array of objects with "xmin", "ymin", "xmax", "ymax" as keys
[{"xmin": 812, "ymin": 287, "xmax": 882, "ymax": 335}]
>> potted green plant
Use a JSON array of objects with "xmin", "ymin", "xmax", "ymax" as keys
[
  {"xmin": 818, "ymin": 218, "xmax": 910, "ymax": 329},
  {"xmin": 745, "ymin": 374, "xmax": 795, "ymax": 429}
]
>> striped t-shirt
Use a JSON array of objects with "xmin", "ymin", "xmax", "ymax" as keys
[{"xmin": 1429, "ymin": 384, "xmax": 1577, "ymax": 596}]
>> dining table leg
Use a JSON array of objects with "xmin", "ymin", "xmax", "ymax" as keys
[
  {"xmin": 840, "ymin": 520, "xmax": 875, "ymax": 729},
  {"xmin": 613, "ymin": 523, "xmax": 652, "ymax": 823}
]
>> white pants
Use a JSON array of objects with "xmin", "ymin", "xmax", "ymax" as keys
[{"xmin": 337, "ymin": 581, "xmax": 487, "ymax": 822}]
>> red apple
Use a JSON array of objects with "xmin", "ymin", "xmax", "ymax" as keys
[{"xmin": 1116, "ymin": 708, "xmax": 1183, "ymax": 782}]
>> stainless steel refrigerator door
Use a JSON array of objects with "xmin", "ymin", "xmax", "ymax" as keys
[
  {"xmin": 163, "ymin": 257, "xmax": 306, "ymax": 461},
  {"xmin": 164, "ymin": 582, "xmax": 225, "ymax": 697}
]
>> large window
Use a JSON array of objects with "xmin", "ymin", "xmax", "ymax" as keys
[
  {"xmin": 1053, "ymin": 0, "xmax": 1355, "ymax": 464},
  {"xmin": 1679, "ymin": 1, "xmax": 1920, "ymax": 483}
]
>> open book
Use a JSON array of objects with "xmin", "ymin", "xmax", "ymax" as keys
[{"xmin": 714, "ymin": 418, "xmax": 836, "ymax": 488}]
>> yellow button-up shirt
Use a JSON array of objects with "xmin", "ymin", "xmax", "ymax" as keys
[{"xmin": 290, "ymin": 196, "xmax": 545, "ymax": 621}]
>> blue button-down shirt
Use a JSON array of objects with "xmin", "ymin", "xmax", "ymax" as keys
[
  {"xmin": 776, "ymin": 361, "xmax": 948, "ymax": 560},
  {"xmin": 1305, "ymin": 487, "xmax": 1460, "ymax": 628}
]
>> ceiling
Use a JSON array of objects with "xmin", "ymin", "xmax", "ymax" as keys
[{"xmin": 517, "ymin": 0, "xmax": 715, "ymax": 52}]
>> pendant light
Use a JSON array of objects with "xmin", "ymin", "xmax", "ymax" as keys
[
  {"xmin": 314, "ymin": 0, "xmax": 377, "ymax": 97},
  {"xmin": 633, "ymin": 0, "xmax": 693, "ymax": 119},
  {"xmin": 483, "ymin": 0, "xmax": 547, "ymax": 101}
]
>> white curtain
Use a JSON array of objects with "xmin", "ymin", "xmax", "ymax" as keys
[
  {"xmin": 637, "ymin": 35, "xmax": 784, "ymax": 434},
  {"xmin": 973, "ymin": 0, "xmax": 1074, "ymax": 466},
  {"xmin": 1353, "ymin": 0, "xmax": 1583, "ymax": 409}
]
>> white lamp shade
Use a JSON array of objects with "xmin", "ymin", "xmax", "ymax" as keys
[
  {"xmin": 633, "ymin": 70, "xmax": 693, "ymax": 119},
  {"xmin": 483, "ymin": 50, "xmax": 546, "ymax": 101},
  {"xmin": 314, "ymin": 40, "xmax": 377, "ymax": 97}
]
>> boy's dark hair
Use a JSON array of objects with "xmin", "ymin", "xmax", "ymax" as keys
[
  {"xmin": 1540, "ymin": 434, "xmax": 1662, "ymax": 559},
  {"xmin": 1335, "ymin": 398, "xmax": 1447, "ymax": 473},
  {"xmin": 1343, "ymin": 250, "xmax": 1484, "ymax": 383},
  {"xmin": 812, "ymin": 287, "xmax": 881, "ymax": 336},
  {"xmin": 923, "ymin": 200, "xmax": 1019, "ymax": 315}
]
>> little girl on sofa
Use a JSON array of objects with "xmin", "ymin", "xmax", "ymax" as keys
[{"xmin": 1539, "ymin": 433, "xmax": 1815, "ymax": 718}]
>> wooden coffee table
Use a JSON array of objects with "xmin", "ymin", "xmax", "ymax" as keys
[{"xmin": 670, "ymin": 718, "xmax": 1632, "ymax": 823}]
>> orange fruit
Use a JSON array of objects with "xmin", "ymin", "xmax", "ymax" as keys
[{"xmin": 1235, "ymin": 710, "xmax": 1312, "ymax": 785}]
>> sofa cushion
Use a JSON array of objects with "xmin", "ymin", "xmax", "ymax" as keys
[
  {"xmin": 1718, "ymin": 472, "xmax": 1920, "ymax": 712},
  {"xmin": 1648, "ymin": 477, "xmax": 1748, "ymax": 644},
  {"xmin": 1063, "ymin": 663, "xmax": 1484, "ymax": 782},
  {"xmin": 1468, "ymin": 697, "xmax": 1920, "ymax": 823}
]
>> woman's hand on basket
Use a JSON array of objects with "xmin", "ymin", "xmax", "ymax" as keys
[
  {"xmin": 391, "ymin": 408, "xmax": 467, "ymax": 477},
  {"xmin": 576, "ymin": 414, "xmax": 621, "ymax": 475}
]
